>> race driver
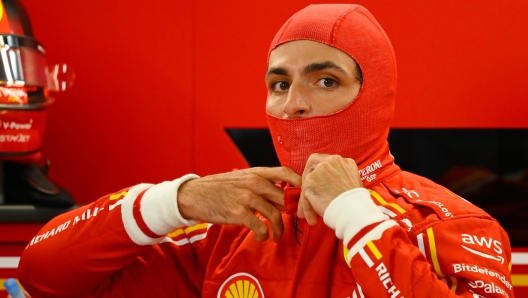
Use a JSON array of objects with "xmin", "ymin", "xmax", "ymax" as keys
[{"xmin": 17, "ymin": 4, "xmax": 513, "ymax": 298}]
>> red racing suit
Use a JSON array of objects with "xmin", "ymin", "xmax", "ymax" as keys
[{"xmin": 18, "ymin": 149, "xmax": 514, "ymax": 298}]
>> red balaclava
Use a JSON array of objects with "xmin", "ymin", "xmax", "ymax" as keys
[{"xmin": 267, "ymin": 4, "xmax": 397, "ymax": 175}]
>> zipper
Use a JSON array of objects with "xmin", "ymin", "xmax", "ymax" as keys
[{"xmin": 289, "ymin": 218, "xmax": 310, "ymax": 297}]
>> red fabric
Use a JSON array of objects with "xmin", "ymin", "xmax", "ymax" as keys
[
  {"xmin": 267, "ymin": 4, "xmax": 396, "ymax": 174},
  {"xmin": 17, "ymin": 163, "xmax": 513, "ymax": 297},
  {"xmin": 283, "ymin": 184, "xmax": 300, "ymax": 214}
]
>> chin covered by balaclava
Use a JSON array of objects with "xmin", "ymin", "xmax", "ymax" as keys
[{"xmin": 266, "ymin": 4, "xmax": 397, "ymax": 175}]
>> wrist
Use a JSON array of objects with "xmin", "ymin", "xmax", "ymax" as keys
[{"xmin": 177, "ymin": 179, "xmax": 195, "ymax": 220}]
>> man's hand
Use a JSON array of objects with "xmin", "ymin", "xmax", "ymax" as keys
[
  {"xmin": 177, "ymin": 167, "xmax": 301, "ymax": 242},
  {"xmin": 297, "ymin": 154, "xmax": 363, "ymax": 225}
]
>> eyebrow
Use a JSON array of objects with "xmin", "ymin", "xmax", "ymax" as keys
[
  {"xmin": 266, "ymin": 61, "xmax": 347, "ymax": 78},
  {"xmin": 266, "ymin": 67, "xmax": 289, "ymax": 77},
  {"xmin": 303, "ymin": 61, "xmax": 347, "ymax": 75}
]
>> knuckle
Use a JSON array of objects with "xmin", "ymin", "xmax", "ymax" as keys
[
  {"xmin": 232, "ymin": 206, "xmax": 247, "ymax": 218},
  {"xmin": 245, "ymin": 174, "xmax": 261, "ymax": 185},
  {"xmin": 269, "ymin": 209, "xmax": 281, "ymax": 222},
  {"xmin": 348, "ymin": 159, "xmax": 358, "ymax": 169},
  {"xmin": 305, "ymin": 172, "xmax": 316, "ymax": 184},
  {"xmin": 250, "ymin": 167, "xmax": 265, "ymax": 175},
  {"xmin": 318, "ymin": 161, "xmax": 330, "ymax": 169},
  {"xmin": 331, "ymin": 155, "xmax": 343, "ymax": 162},
  {"xmin": 255, "ymin": 223, "xmax": 268, "ymax": 235},
  {"xmin": 307, "ymin": 153, "xmax": 318, "ymax": 161},
  {"xmin": 238, "ymin": 189, "xmax": 254, "ymax": 202},
  {"xmin": 279, "ymin": 166, "xmax": 291, "ymax": 175}
]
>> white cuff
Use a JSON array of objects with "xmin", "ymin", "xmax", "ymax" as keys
[
  {"xmin": 141, "ymin": 174, "xmax": 200, "ymax": 235},
  {"xmin": 323, "ymin": 188, "xmax": 389, "ymax": 243},
  {"xmin": 121, "ymin": 174, "xmax": 200, "ymax": 245}
]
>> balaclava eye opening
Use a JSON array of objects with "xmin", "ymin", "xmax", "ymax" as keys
[{"xmin": 266, "ymin": 4, "xmax": 397, "ymax": 175}]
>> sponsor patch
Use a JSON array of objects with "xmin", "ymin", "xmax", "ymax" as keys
[
  {"xmin": 359, "ymin": 159, "xmax": 382, "ymax": 182},
  {"xmin": 375, "ymin": 262, "xmax": 403, "ymax": 298},
  {"xmin": 468, "ymin": 280, "xmax": 509, "ymax": 297},
  {"xmin": 461, "ymin": 234, "xmax": 504, "ymax": 263},
  {"xmin": 453, "ymin": 263, "xmax": 512, "ymax": 290},
  {"xmin": 218, "ymin": 273, "xmax": 264, "ymax": 298},
  {"xmin": 415, "ymin": 199, "xmax": 453, "ymax": 217}
]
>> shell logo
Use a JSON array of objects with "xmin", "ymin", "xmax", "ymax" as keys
[{"xmin": 217, "ymin": 273, "xmax": 264, "ymax": 298}]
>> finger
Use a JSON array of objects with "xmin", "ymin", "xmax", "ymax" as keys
[
  {"xmin": 345, "ymin": 158, "xmax": 359, "ymax": 172},
  {"xmin": 240, "ymin": 174, "xmax": 287, "ymax": 207},
  {"xmin": 242, "ymin": 212, "xmax": 270, "ymax": 242},
  {"xmin": 247, "ymin": 198, "xmax": 284, "ymax": 242},
  {"xmin": 297, "ymin": 198, "xmax": 305, "ymax": 218},
  {"xmin": 300, "ymin": 190, "xmax": 318, "ymax": 226},
  {"xmin": 269, "ymin": 201, "xmax": 285, "ymax": 212},
  {"xmin": 301, "ymin": 153, "xmax": 332, "ymax": 181},
  {"xmin": 252, "ymin": 167, "xmax": 302, "ymax": 187}
]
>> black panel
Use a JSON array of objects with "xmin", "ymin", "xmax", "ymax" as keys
[
  {"xmin": 388, "ymin": 129, "xmax": 528, "ymax": 180},
  {"xmin": 225, "ymin": 128, "xmax": 280, "ymax": 167},
  {"xmin": 389, "ymin": 129, "xmax": 528, "ymax": 246}
]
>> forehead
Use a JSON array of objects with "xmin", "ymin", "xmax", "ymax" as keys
[{"xmin": 267, "ymin": 40, "xmax": 356, "ymax": 71}]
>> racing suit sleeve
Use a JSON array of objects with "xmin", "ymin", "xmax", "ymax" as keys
[
  {"xmin": 18, "ymin": 174, "xmax": 217, "ymax": 297},
  {"xmin": 324, "ymin": 188, "xmax": 514, "ymax": 298}
]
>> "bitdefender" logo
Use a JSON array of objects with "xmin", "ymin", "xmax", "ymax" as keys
[{"xmin": 453, "ymin": 263, "xmax": 512, "ymax": 290}]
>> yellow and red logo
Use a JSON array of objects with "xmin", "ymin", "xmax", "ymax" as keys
[{"xmin": 217, "ymin": 273, "xmax": 264, "ymax": 298}]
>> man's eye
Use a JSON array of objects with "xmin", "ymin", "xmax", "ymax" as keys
[
  {"xmin": 272, "ymin": 81, "xmax": 290, "ymax": 92},
  {"xmin": 316, "ymin": 78, "xmax": 338, "ymax": 89}
]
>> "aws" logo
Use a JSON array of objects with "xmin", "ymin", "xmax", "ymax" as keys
[{"xmin": 461, "ymin": 234, "xmax": 504, "ymax": 264}]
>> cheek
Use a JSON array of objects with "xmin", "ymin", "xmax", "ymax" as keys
[
  {"xmin": 314, "ymin": 91, "xmax": 355, "ymax": 115},
  {"xmin": 266, "ymin": 96, "xmax": 284, "ymax": 117},
  {"xmin": 337, "ymin": 85, "xmax": 360, "ymax": 107}
]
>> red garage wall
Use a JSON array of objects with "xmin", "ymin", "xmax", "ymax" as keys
[
  {"xmin": 21, "ymin": 0, "xmax": 528, "ymax": 204},
  {"xmin": 21, "ymin": 0, "xmax": 196, "ymax": 204}
]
